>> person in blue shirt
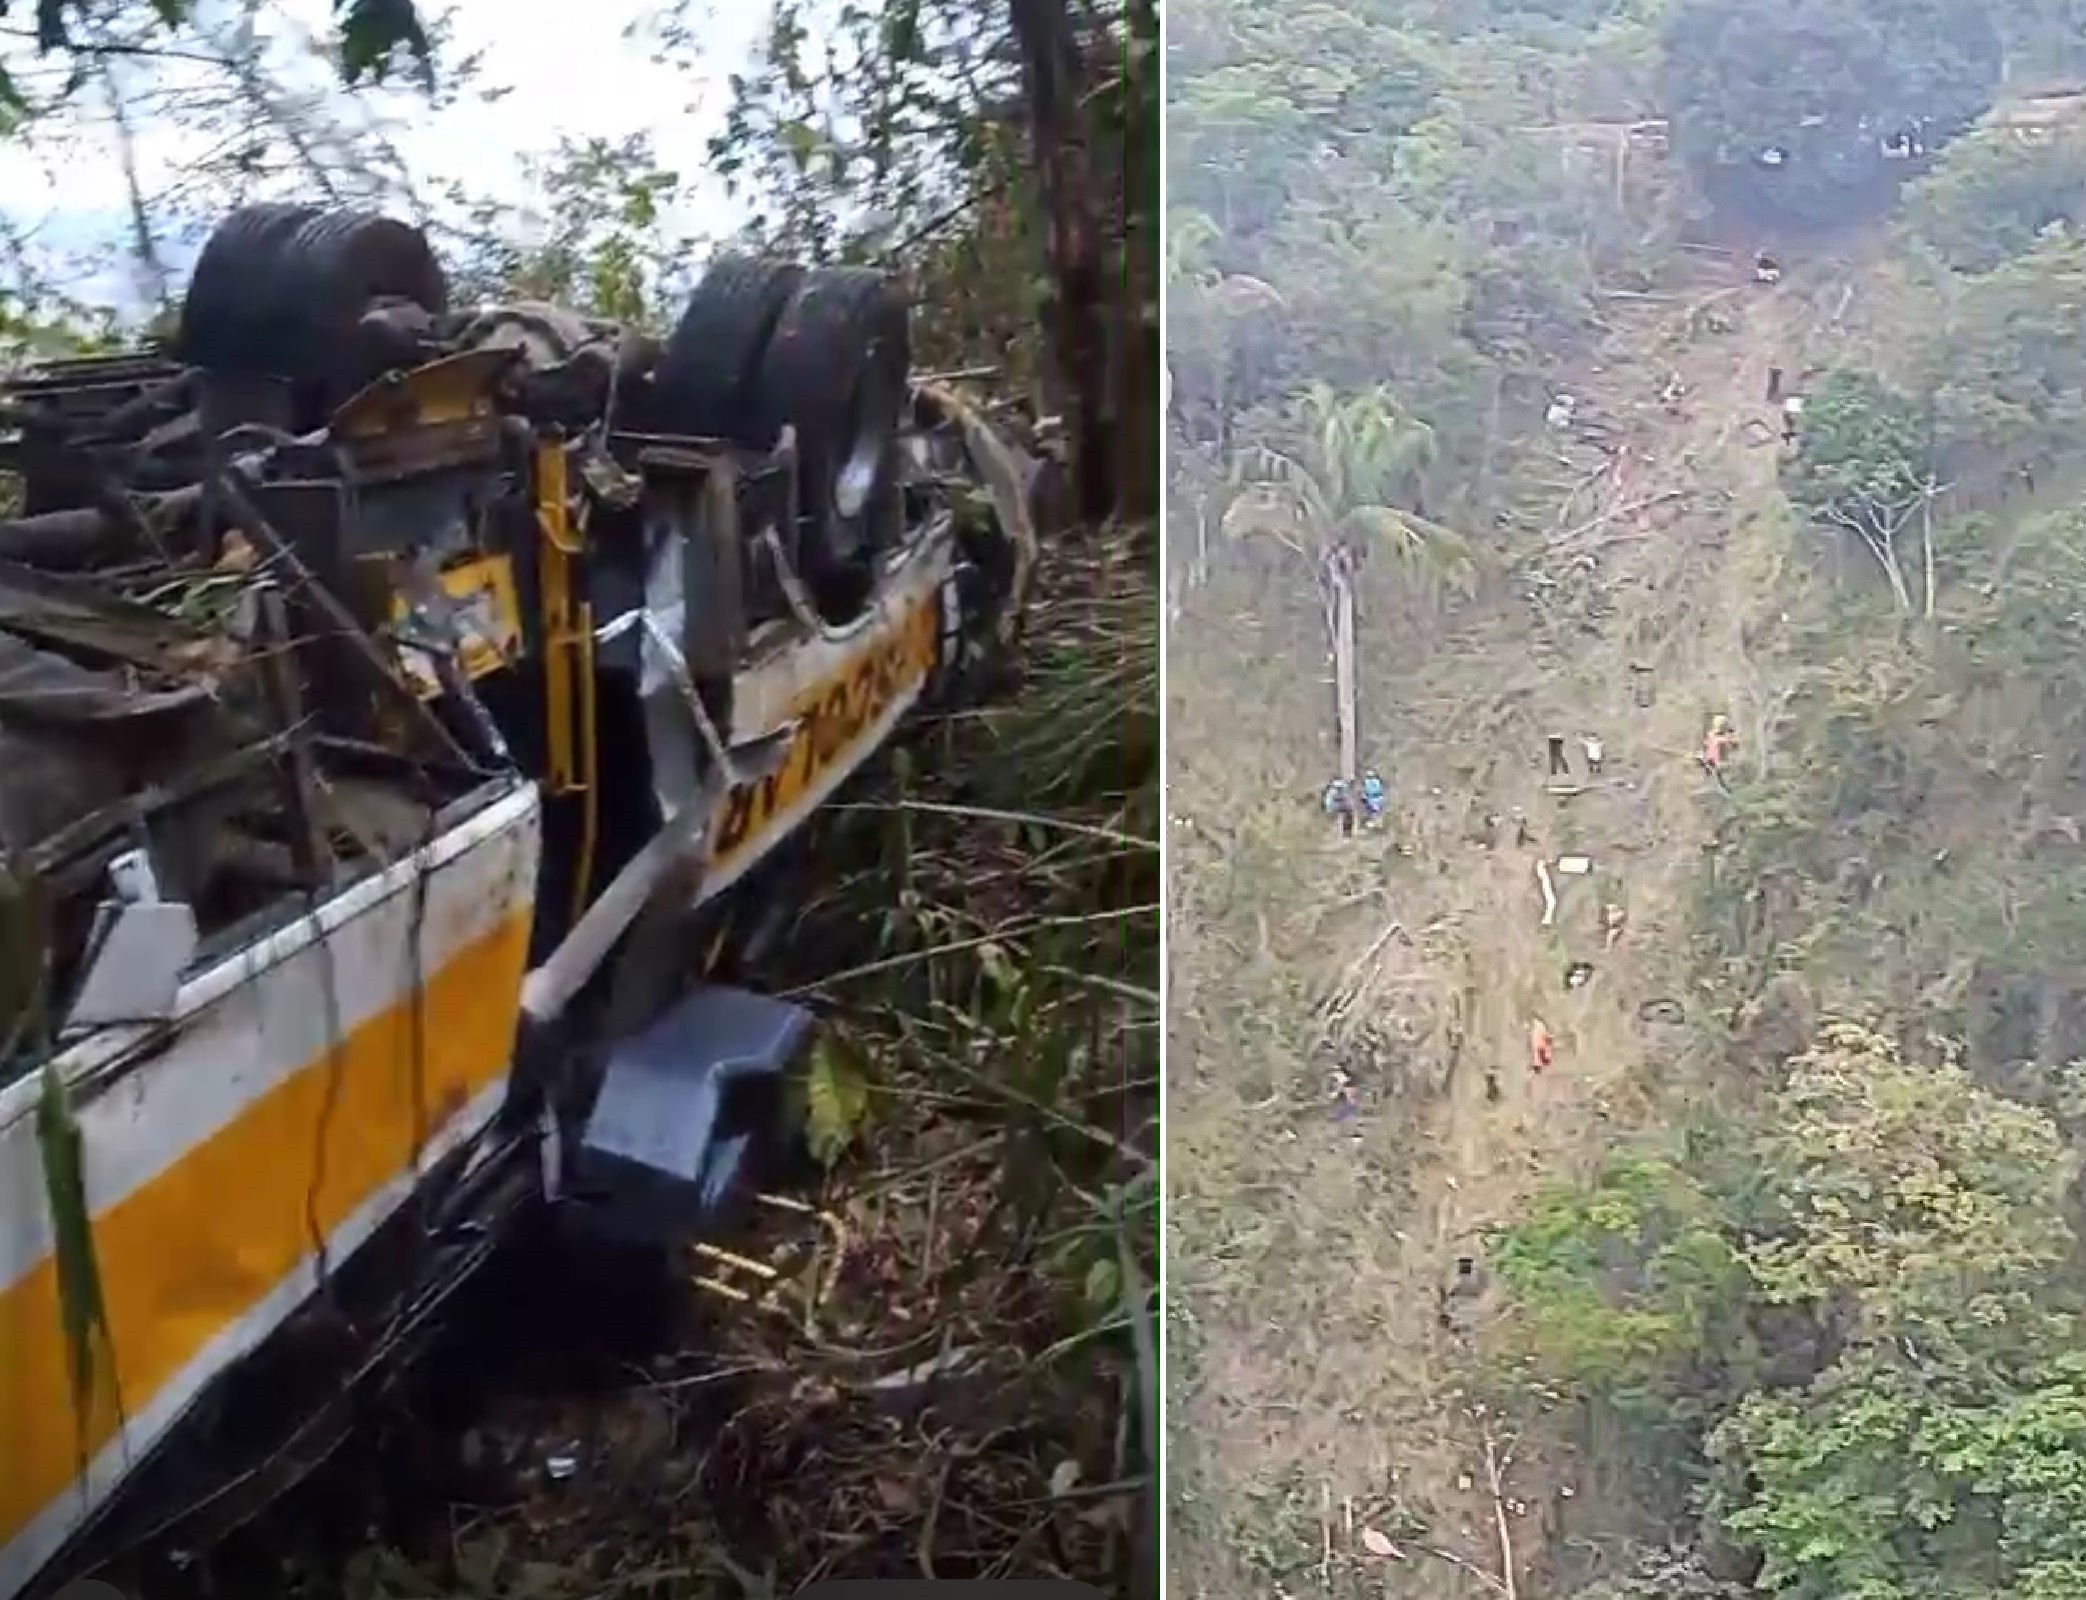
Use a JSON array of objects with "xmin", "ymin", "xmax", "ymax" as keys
[{"xmin": 1359, "ymin": 769, "xmax": 1386, "ymax": 824}]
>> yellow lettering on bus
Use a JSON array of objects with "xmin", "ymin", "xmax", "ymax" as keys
[{"xmin": 710, "ymin": 591, "xmax": 942, "ymax": 869}]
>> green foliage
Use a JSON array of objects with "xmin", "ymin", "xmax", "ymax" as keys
[
  {"xmin": 0, "ymin": 0, "xmax": 431, "ymax": 115},
  {"xmin": 1572, "ymin": 1544, "xmax": 1750, "ymax": 1600},
  {"xmin": 1223, "ymin": 384, "xmax": 1479, "ymax": 592},
  {"xmin": 36, "ymin": 1059, "xmax": 116, "ymax": 1462},
  {"xmin": 1493, "ymin": 1151, "xmax": 1748, "ymax": 1421},
  {"xmin": 699, "ymin": 0, "xmax": 1020, "ymax": 265},
  {"xmin": 1661, "ymin": 0, "xmax": 2002, "ymax": 222},
  {"xmin": 1713, "ymin": 1339, "xmax": 2086, "ymax": 1598},
  {"xmin": 797, "ymin": 519, "xmax": 1157, "ymax": 1524},
  {"xmin": 445, "ymin": 135, "xmax": 687, "ymax": 327},
  {"xmin": 1496, "ymin": 1023, "xmax": 2086, "ymax": 1596},
  {"xmin": 1916, "ymin": 229, "xmax": 2086, "ymax": 493},
  {"xmin": 1710, "ymin": 1023, "xmax": 2086, "ymax": 1599},
  {"xmin": 1743, "ymin": 1023, "xmax": 2076, "ymax": 1350},
  {"xmin": 1168, "ymin": 0, "xmax": 1676, "ymax": 555},
  {"xmin": 1900, "ymin": 109, "xmax": 2086, "ymax": 272},
  {"xmin": 1785, "ymin": 369, "xmax": 1931, "ymax": 522},
  {"xmin": 800, "ymin": 1031, "xmax": 874, "ymax": 1168}
]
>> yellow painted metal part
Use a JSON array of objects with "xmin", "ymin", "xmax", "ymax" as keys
[
  {"xmin": 330, "ymin": 348, "xmax": 510, "ymax": 438},
  {"xmin": 0, "ymin": 905, "xmax": 534, "ymax": 1556},
  {"xmin": 535, "ymin": 442, "xmax": 599, "ymax": 919},
  {"xmin": 384, "ymin": 552, "xmax": 523, "ymax": 700}
]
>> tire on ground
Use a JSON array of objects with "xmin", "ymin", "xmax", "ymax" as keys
[{"xmin": 178, "ymin": 204, "xmax": 447, "ymax": 405}]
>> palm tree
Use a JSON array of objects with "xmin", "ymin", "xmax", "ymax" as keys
[
  {"xmin": 1222, "ymin": 382, "xmax": 1470, "ymax": 583},
  {"xmin": 1221, "ymin": 383, "xmax": 1482, "ymax": 821}
]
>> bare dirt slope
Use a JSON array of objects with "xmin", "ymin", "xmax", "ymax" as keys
[{"xmin": 1170, "ymin": 255, "xmax": 1860, "ymax": 1596}]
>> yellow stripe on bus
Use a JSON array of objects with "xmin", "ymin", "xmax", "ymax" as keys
[{"xmin": 0, "ymin": 905, "xmax": 532, "ymax": 1552}]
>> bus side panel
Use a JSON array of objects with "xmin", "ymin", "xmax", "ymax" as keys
[{"xmin": 0, "ymin": 788, "xmax": 542, "ymax": 1598}]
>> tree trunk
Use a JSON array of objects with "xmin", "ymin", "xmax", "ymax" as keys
[
  {"xmin": 1328, "ymin": 551, "xmax": 1359, "ymax": 798},
  {"xmin": 1921, "ymin": 490, "xmax": 1937, "ymax": 620},
  {"xmin": 1010, "ymin": 0, "xmax": 1116, "ymax": 523}
]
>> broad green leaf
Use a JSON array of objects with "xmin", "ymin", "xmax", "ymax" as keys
[
  {"xmin": 1083, "ymin": 1255, "xmax": 1122, "ymax": 1312},
  {"xmin": 803, "ymin": 1032, "xmax": 871, "ymax": 1169},
  {"xmin": 37, "ymin": 1059, "xmax": 115, "ymax": 1463}
]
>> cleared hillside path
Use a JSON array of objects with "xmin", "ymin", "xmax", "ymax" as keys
[{"xmin": 1171, "ymin": 249, "xmax": 1869, "ymax": 1597}]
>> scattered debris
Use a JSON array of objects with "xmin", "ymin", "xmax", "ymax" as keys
[
  {"xmin": 1629, "ymin": 661, "xmax": 1655, "ymax": 708},
  {"xmin": 1564, "ymin": 960, "xmax": 1595, "ymax": 990},
  {"xmin": 1602, "ymin": 902, "xmax": 1628, "ymax": 948},
  {"xmin": 1781, "ymin": 393, "xmax": 1804, "ymax": 443},
  {"xmin": 1753, "ymin": 250, "xmax": 1782, "ymax": 285},
  {"xmin": 1545, "ymin": 393, "xmax": 1577, "ymax": 430},
  {"xmin": 1766, "ymin": 364, "xmax": 1784, "ymax": 403},
  {"xmin": 1639, "ymin": 997, "xmax": 1686, "ymax": 1024},
  {"xmin": 1529, "ymin": 1018, "xmax": 1554, "ymax": 1076},
  {"xmin": 1547, "ymin": 733, "xmax": 1570, "ymax": 777},
  {"xmin": 1361, "ymin": 1528, "xmax": 1407, "ymax": 1560},
  {"xmin": 1481, "ymin": 1425, "xmax": 1522, "ymax": 1600},
  {"xmin": 1556, "ymin": 854, "xmax": 1592, "ymax": 876},
  {"xmin": 1536, "ymin": 858, "xmax": 1559, "ymax": 926}
]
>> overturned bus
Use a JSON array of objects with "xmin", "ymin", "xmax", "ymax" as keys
[{"xmin": 0, "ymin": 203, "xmax": 1034, "ymax": 1599}]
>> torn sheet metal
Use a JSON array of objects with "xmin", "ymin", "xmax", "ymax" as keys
[{"xmin": 911, "ymin": 380, "xmax": 1038, "ymax": 644}]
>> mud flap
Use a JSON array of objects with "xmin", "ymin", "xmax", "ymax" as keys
[{"xmin": 570, "ymin": 984, "xmax": 814, "ymax": 1241}]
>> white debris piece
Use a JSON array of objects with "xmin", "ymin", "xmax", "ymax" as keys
[{"xmin": 1546, "ymin": 393, "xmax": 1577, "ymax": 430}]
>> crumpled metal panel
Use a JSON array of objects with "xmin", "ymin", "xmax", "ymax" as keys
[{"xmin": 576, "ymin": 984, "xmax": 813, "ymax": 1237}]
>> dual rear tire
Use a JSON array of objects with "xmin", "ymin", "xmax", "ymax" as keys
[
  {"xmin": 647, "ymin": 257, "xmax": 912, "ymax": 619},
  {"xmin": 179, "ymin": 210, "xmax": 912, "ymax": 619},
  {"xmin": 178, "ymin": 203, "xmax": 448, "ymax": 424}
]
